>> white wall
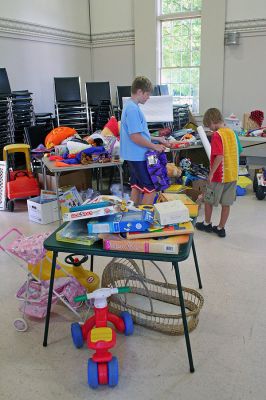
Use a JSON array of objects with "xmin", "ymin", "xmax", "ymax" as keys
[
  {"xmin": 226, "ymin": 0, "xmax": 266, "ymax": 21},
  {"xmin": 223, "ymin": 0, "xmax": 266, "ymax": 120},
  {"xmin": 0, "ymin": 0, "xmax": 92, "ymax": 113},
  {"xmin": 90, "ymin": 0, "xmax": 133, "ymax": 34},
  {"xmin": 89, "ymin": 0, "xmax": 135, "ymax": 101},
  {"xmin": 0, "ymin": 0, "xmax": 90, "ymax": 33}
]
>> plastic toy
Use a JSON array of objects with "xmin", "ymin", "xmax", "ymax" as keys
[
  {"xmin": 28, "ymin": 252, "xmax": 99, "ymax": 292},
  {"xmin": 254, "ymin": 169, "xmax": 266, "ymax": 200},
  {"xmin": 3, "ymin": 144, "xmax": 40, "ymax": 211},
  {"xmin": 71, "ymin": 286, "xmax": 134, "ymax": 388}
]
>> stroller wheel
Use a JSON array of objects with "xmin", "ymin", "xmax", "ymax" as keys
[{"xmin": 13, "ymin": 318, "xmax": 28, "ymax": 332}]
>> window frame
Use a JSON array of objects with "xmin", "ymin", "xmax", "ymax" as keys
[{"xmin": 157, "ymin": 1, "xmax": 202, "ymax": 113}]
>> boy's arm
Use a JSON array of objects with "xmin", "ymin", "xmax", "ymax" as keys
[
  {"xmin": 151, "ymin": 136, "xmax": 171, "ymax": 147},
  {"xmin": 208, "ymin": 155, "xmax": 223, "ymax": 182},
  {"xmin": 130, "ymin": 133, "xmax": 165, "ymax": 152}
]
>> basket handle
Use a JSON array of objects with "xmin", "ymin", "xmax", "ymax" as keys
[{"xmin": 117, "ymin": 273, "xmax": 154, "ymax": 314}]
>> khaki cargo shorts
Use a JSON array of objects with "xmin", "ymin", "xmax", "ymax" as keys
[{"xmin": 204, "ymin": 181, "xmax": 237, "ymax": 206}]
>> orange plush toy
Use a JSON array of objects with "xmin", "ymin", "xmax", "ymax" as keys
[
  {"xmin": 101, "ymin": 116, "xmax": 120, "ymax": 138},
  {"xmin": 45, "ymin": 127, "xmax": 77, "ymax": 149}
]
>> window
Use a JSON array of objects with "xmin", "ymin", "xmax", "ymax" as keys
[{"xmin": 158, "ymin": 0, "xmax": 202, "ymax": 113}]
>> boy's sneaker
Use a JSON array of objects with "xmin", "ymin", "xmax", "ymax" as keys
[
  {"xmin": 195, "ymin": 221, "xmax": 213, "ymax": 233},
  {"xmin": 212, "ymin": 226, "xmax": 226, "ymax": 238}
]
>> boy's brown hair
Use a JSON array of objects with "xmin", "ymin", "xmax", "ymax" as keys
[
  {"xmin": 131, "ymin": 76, "xmax": 153, "ymax": 94},
  {"xmin": 203, "ymin": 108, "xmax": 224, "ymax": 127}
]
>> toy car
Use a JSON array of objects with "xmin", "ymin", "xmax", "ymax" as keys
[
  {"xmin": 71, "ymin": 286, "xmax": 134, "ymax": 388},
  {"xmin": 3, "ymin": 144, "xmax": 40, "ymax": 211}
]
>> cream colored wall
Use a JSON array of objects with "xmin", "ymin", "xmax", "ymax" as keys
[
  {"xmin": 90, "ymin": 0, "xmax": 133, "ymax": 34},
  {"xmin": 226, "ymin": 0, "xmax": 266, "ymax": 21},
  {"xmin": 0, "ymin": 0, "xmax": 92, "ymax": 113},
  {"xmin": 0, "ymin": 0, "xmax": 90, "ymax": 33},
  {"xmin": 223, "ymin": 0, "xmax": 266, "ymax": 119}
]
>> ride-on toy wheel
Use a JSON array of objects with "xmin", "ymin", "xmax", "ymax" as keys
[
  {"xmin": 7, "ymin": 200, "xmax": 14, "ymax": 212},
  {"xmin": 88, "ymin": 359, "xmax": 99, "ymax": 389},
  {"xmin": 256, "ymin": 186, "xmax": 266, "ymax": 200},
  {"xmin": 71, "ymin": 322, "xmax": 84, "ymax": 348},
  {"xmin": 253, "ymin": 175, "xmax": 258, "ymax": 192},
  {"xmin": 108, "ymin": 357, "xmax": 119, "ymax": 387},
  {"xmin": 120, "ymin": 311, "xmax": 134, "ymax": 336}
]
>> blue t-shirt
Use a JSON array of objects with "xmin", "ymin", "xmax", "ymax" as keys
[{"xmin": 120, "ymin": 99, "xmax": 151, "ymax": 161}]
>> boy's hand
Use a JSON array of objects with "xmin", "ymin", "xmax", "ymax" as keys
[
  {"xmin": 156, "ymin": 137, "xmax": 171, "ymax": 147},
  {"xmin": 152, "ymin": 143, "xmax": 166, "ymax": 152}
]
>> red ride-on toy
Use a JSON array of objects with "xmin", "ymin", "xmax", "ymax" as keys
[
  {"xmin": 71, "ymin": 287, "xmax": 134, "ymax": 389},
  {"xmin": 3, "ymin": 144, "xmax": 40, "ymax": 211}
]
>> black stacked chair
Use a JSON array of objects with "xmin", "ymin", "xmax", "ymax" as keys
[
  {"xmin": 116, "ymin": 86, "xmax": 131, "ymax": 116},
  {"xmin": 173, "ymin": 104, "xmax": 190, "ymax": 130},
  {"xmin": 85, "ymin": 82, "xmax": 113, "ymax": 132},
  {"xmin": 0, "ymin": 69, "xmax": 14, "ymax": 160},
  {"xmin": 54, "ymin": 77, "xmax": 89, "ymax": 136},
  {"xmin": 11, "ymin": 90, "xmax": 34, "ymax": 144},
  {"xmin": 159, "ymin": 84, "xmax": 169, "ymax": 95},
  {"xmin": 34, "ymin": 113, "xmax": 54, "ymax": 131}
]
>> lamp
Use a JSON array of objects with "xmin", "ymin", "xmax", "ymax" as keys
[{"xmin": 225, "ymin": 31, "xmax": 240, "ymax": 46}]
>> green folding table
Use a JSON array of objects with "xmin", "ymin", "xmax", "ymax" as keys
[{"xmin": 43, "ymin": 223, "xmax": 202, "ymax": 373}]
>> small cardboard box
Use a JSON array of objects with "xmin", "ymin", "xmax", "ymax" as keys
[
  {"xmin": 153, "ymin": 200, "xmax": 190, "ymax": 226},
  {"xmin": 158, "ymin": 193, "xmax": 198, "ymax": 217},
  {"xmin": 192, "ymin": 180, "xmax": 207, "ymax": 194},
  {"xmin": 27, "ymin": 196, "xmax": 59, "ymax": 224}
]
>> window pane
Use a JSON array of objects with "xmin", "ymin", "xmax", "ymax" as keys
[
  {"xmin": 161, "ymin": 68, "xmax": 172, "ymax": 83},
  {"xmin": 162, "ymin": 0, "xmax": 202, "ymax": 14}
]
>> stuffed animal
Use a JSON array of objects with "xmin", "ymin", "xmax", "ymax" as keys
[
  {"xmin": 45, "ymin": 127, "xmax": 77, "ymax": 149},
  {"xmin": 166, "ymin": 163, "xmax": 182, "ymax": 178},
  {"xmin": 101, "ymin": 116, "xmax": 120, "ymax": 138}
]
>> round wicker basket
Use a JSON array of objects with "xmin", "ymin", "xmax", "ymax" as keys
[{"xmin": 102, "ymin": 258, "xmax": 204, "ymax": 336}]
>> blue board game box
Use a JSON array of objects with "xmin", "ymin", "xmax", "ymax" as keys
[{"xmin": 87, "ymin": 210, "xmax": 154, "ymax": 234}]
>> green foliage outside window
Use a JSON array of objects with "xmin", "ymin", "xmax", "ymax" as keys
[{"xmin": 160, "ymin": 1, "xmax": 201, "ymax": 112}]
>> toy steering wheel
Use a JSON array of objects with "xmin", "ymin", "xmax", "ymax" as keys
[{"xmin": 65, "ymin": 254, "xmax": 89, "ymax": 266}]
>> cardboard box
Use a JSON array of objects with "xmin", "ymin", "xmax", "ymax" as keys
[
  {"xmin": 192, "ymin": 179, "xmax": 207, "ymax": 193},
  {"xmin": 38, "ymin": 170, "xmax": 92, "ymax": 191},
  {"xmin": 101, "ymin": 233, "xmax": 189, "ymax": 254},
  {"xmin": 27, "ymin": 196, "xmax": 59, "ymax": 224},
  {"xmin": 154, "ymin": 200, "xmax": 190, "ymax": 226},
  {"xmin": 158, "ymin": 193, "xmax": 198, "ymax": 217}
]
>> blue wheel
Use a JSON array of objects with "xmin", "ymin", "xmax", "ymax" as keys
[
  {"xmin": 120, "ymin": 311, "xmax": 134, "ymax": 336},
  {"xmin": 108, "ymin": 356, "xmax": 119, "ymax": 387},
  {"xmin": 71, "ymin": 323, "xmax": 83, "ymax": 348},
  {"xmin": 88, "ymin": 359, "xmax": 99, "ymax": 389}
]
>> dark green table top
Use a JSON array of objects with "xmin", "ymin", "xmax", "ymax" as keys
[{"xmin": 44, "ymin": 222, "xmax": 194, "ymax": 263}]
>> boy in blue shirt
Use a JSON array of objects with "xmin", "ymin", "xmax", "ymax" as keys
[{"xmin": 120, "ymin": 76, "xmax": 168, "ymax": 205}]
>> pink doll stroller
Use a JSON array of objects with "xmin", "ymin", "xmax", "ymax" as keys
[{"xmin": 0, "ymin": 228, "xmax": 86, "ymax": 332}]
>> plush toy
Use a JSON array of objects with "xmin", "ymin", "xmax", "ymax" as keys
[
  {"xmin": 101, "ymin": 116, "xmax": 120, "ymax": 138},
  {"xmin": 179, "ymin": 158, "xmax": 191, "ymax": 171},
  {"xmin": 166, "ymin": 163, "xmax": 182, "ymax": 178},
  {"xmin": 249, "ymin": 110, "xmax": 264, "ymax": 127},
  {"xmin": 45, "ymin": 127, "xmax": 77, "ymax": 149}
]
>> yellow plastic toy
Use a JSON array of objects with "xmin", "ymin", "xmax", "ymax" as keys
[{"xmin": 28, "ymin": 252, "xmax": 99, "ymax": 292}]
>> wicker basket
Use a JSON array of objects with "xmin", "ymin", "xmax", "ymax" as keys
[{"xmin": 102, "ymin": 258, "xmax": 204, "ymax": 336}]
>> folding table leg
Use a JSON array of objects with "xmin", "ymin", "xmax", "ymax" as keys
[
  {"xmin": 43, "ymin": 251, "xmax": 58, "ymax": 347},
  {"xmin": 192, "ymin": 239, "xmax": 202, "ymax": 289},
  {"xmin": 90, "ymin": 255, "xmax": 94, "ymax": 272},
  {"xmin": 173, "ymin": 261, "xmax": 195, "ymax": 373}
]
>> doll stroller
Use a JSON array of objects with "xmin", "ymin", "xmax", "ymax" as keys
[{"xmin": 0, "ymin": 228, "xmax": 92, "ymax": 332}]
